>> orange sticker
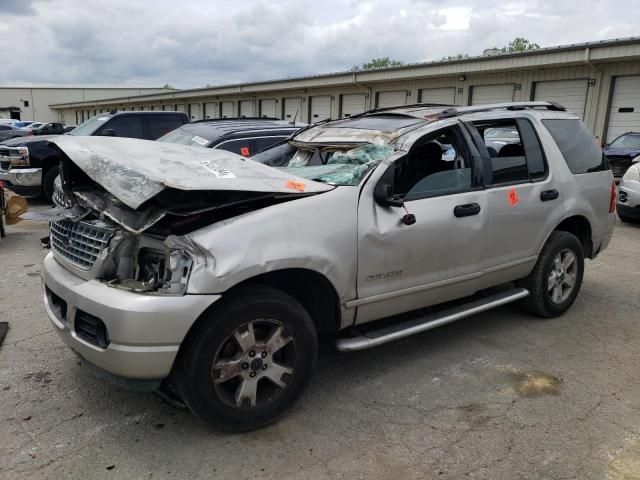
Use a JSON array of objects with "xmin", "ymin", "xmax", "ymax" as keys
[
  {"xmin": 285, "ymin": 180, "xmax": 306, "ymax": 192},
  {"xmin": 240, "ymin": 146, "xmax": 250, "ymax": 157},
  {"xmin": 507, "ymin": 188, "xmax": 520, "ymax": 206}
]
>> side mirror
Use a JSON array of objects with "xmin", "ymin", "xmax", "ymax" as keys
[
  {"xmin": 373, "ymin": 166, "xmax": 404, "ymax": 207},
  {"xmin": 101, "ymin": 128, "xmax": 117, "ymax": 137}
]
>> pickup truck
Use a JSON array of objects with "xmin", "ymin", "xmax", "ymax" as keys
[
  {"xmin": 0, "ymin": 111, "xmax": 188, "ymax": 199},
  {"xmin": 42, "ymin": 102, "xmax": 615, "ymax": 431}
]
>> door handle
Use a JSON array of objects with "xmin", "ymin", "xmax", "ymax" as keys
[
  {"xmin": 540, "ymin": 189, "xmax": 560, "ymax": 201},
  {"xmin": 454, "ymin": 203, "xmax": 481, "ymax": 218}
]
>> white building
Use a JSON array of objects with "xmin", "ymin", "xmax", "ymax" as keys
[{"xmin": 0, "ymin": 86, "xmax": 169, "ymax": 123}]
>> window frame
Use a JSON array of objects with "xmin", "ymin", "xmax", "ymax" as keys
[
  {"xmin": 379, "ymin": 123, "xmax": 483, "ymax": 203},
  {"xmin": 466, "ymin": 117, "xmax": 549, "ymax": 188}
]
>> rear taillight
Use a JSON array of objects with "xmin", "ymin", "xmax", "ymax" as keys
[{"xmin": 609, "ymin": 181, "xmax": 616, "ymax": 213}]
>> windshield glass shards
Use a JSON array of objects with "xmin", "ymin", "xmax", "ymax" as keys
[{"xmin": 277, "ymin": 143, "xmax": 394, "ymax": 186}]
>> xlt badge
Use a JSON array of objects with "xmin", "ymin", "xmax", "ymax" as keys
[{"xmin": 366, "ymin": 270, "xmax": 403, "ymax": 281}]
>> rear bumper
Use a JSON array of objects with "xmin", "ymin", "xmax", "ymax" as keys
[{"xmin": 42, "ymin": 252, "xmax": 220, "ymax": 380}]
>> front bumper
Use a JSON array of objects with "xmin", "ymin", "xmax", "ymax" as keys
[
  {"xmin": 0, "ymin": 167, "xmax": 42, "ymax": 195},
  {"xmin": 42, "ymin": 252, "xmax": 220, "ymax": 380},
  {"xmin": 617, "ymin": 179, "xmax": 640, "ymax": 219}
]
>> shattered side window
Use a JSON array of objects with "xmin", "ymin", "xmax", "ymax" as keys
[{"xmin": 278, "ymin": 144, "xmax": 394, "ymax": 186}]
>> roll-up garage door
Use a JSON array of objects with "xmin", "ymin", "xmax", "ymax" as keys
[
  {"xmin": 283, "ymin": 97, "xmax": 302, "ymax": 121},
  {"xmin": 310, "ymin": 96, "xmax": 331, "ymax": 121},
  {"xmin": 376, "ymin": 91, "xmax": 407, "ymax": 108},
  {"xmin": 470, "ymin": 84, "xmax": 514, "ymax": 105},
  {"xmin": 239, "ymin": 100, "xmax": 255, "ymax": 118},
  {"xmin": 260, "ymin": 99, "xmax": 277, "ymax": 118},
  {"xmin": 341, "ymin": 93, "xmax": 367, "ymax": 118},
  {"xmin": 221, "ymin": 102, "xmax": 234, "ymax": 118},
  {"xmin": 188, "ymin": 103, "xmax": 202, "ymax": 121},
  {"xmin": 606, "ymin": 75, "xmax": 640, "ymax": 142},
  {"xmin": 419, "ymin": 87, "xmax": 456, "ymax": 106},
  {"xmin": 204, "ymin": 102, "xmax": 219, "ymax": 119},
  {"xmin": 533, "ymin": 80, "xmax": 588, "ymax": 119}
]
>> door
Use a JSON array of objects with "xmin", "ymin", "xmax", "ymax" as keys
[
  {"xmin": 533, "ymin": 79, "xmax": 588, "ymax": 119},
  {"xmin": 260, "ymin": 99, "xmax": 277, "ymax": 118},
  {"xmin": 239, "ymin": 100, "xmax": 255, "ymax": 117},
  {"xmin": 221, "ymin": 101, "xmax": 234, "ymax": 118},
  {"xmin": 376, "ymin": 91, "xmax": 407, "ymax": 108},
  {"xmin": 283, "ymin": 97, "xmax": 302, "ymax": 121},
  {"xmin": 468, "ymin": 117, "xmax": 562, "ymax": 276},
  {"xmin": 355, "ymin": 123, "xmax": 488, "ymax": 323},
  {"xmin": 204, "ymin": 102, "xmax": 219, "ymax": 119},
  {"xmin": 309, "ymin": 96, "xmax": 331, "ymax": 122},
  {"xmin": 188, "ymin": 103, "xmax": 202, "ymax": 121},
  {"xmin": 606, "ymin": 75, "xmax": 640, "ymax": 142},
  {"xmin": 419, "ymin": 87, "xmax": 456, "ymax": 105},
  {"xmin": 470, "ymin": 84, "xmax": 514, "ymax": 105},
  {"xmin": 341, "ymin": 93, "xmax": 367, "ymax": 118},
  {"xmin": 175, "ymin": 104, "xmax": 186, "ymax": 113}
]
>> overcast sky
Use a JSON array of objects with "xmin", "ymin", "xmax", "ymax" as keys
[{"xmin": 1, "ymin": 0, "xmax": 638, "ymax": 89}]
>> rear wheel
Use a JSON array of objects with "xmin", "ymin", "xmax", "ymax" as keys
[
  {"xmin": 173, "ymin": 285, "xmax": 318, "ymax": 432},
  {"xmin": 519, "ymin": 231, "xmax": 584, "ymax": 318}
]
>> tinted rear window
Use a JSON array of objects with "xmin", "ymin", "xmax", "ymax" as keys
[{"xmin": 542, "ymin": 119, "xmax": 607, "ymax": 174}]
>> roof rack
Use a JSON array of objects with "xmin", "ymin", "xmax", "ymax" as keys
[{"xmin": 436, "ymin": 101, "xmax": 566, "ymax": 119}]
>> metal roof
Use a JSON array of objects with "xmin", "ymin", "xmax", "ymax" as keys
[{"xmin": 49, "ymin": 36, "xmax": 640, "ymax": 109}]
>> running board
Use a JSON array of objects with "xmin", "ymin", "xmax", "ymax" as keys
[{"xmin": 335, "ymin": 288, "xmax": 530, "ymax": 352}]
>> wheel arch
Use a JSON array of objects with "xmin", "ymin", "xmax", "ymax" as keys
[
  {"xmin": 183, "ymin": 268, "xmax": 342, "ymax": 345},
  {"xmin": 550, "ymin": 215, "xmax": 593, "ymax": 258}
]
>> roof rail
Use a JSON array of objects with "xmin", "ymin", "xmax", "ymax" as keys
[
  {"xmin": 191, "ymin": 116, "xmax": 282, "ymax": 123},
  {"xmin": 436, "ymin": 101, "xmax": 566, "ymax": 119}
]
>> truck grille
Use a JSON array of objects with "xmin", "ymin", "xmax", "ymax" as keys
[{"xmin": 50, "ymin": 219, "xmax": 115, "ymax": 270}]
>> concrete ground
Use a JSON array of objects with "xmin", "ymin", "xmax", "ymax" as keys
[{"xmin": 1, "ymin": 200, "xmax": 639, "ymax": 480}]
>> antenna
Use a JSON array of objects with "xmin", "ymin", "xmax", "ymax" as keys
[{"xmin": 291, "ymin": 106, "xmax": 300, "ymax": 125}]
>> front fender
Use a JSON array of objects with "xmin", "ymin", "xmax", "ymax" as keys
[{"xmin": 185, "ymin": 186, "xmax": 359, "ymax": 303}]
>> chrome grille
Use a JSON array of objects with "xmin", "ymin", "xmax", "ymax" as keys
[{"xmin": 50, "ymin": 220, "xmax": 115, "ymax": 270}]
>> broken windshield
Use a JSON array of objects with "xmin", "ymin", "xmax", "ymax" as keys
[{"xmin": 263, "ymin": 143, "xmax": 394, "ymax": 186}]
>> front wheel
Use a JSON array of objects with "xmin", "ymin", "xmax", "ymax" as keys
[
  {"xmin": 518, "ymin": 231, "xmax": 585, "ymax": 318},
  {"xmin": 173, "ymin": 285, "xmax": 318, "ymax": 432},
  {"xmin": 41, "ymin": 166, "xmax": 59, "ymax": 202}
]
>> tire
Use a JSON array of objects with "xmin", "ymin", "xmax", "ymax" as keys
[
  {"xmin": 518, "ymin": 231, "xmax": 584, "ymax": 318},
  {"xmin": 173, "ymin": 285, "xmax": 318, "ymax": 432},
  {"xmin": 41, "ymin": 166, "xmax": 59, "ymax": 202}
]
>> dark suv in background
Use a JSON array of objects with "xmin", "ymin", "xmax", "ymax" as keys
[
  {"xmin": 603, "ymin": 132, "xmax": 640, "ymax": 178},
  {"xmin": 0, "ymin": 111, "xmax": 188, "ymax": 199},
  {"xmin": 157, "ymin": 117, "xmax": 301, "ymax": 156}
]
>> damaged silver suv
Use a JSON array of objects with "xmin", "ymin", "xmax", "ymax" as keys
[{"xmin": 42, "ymin": 102, "xmax": 616, "ymax": 431}]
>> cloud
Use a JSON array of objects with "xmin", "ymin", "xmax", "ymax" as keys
[
  {"xmin": 0, "ymin": 0, "xmax": 638, "ymax": 88},
  {"xmin": 0, "ymin": 0, "xmax": 39, "ymax": 16}
]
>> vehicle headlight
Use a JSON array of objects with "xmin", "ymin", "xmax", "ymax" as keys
[
  {"xmin": 10, "ymin": 147, "xmax": 30, "ymax": 167},
  {"xmin": 622, "ymin": 164, "xmax": 640, "ymax": 182}
]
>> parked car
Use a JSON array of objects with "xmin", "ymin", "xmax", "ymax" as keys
[
  {"xmin": 0, "ymin": 124, "xmax": 31, "ymax": 142},
  {"xmin": 13, "ymin": 121, "xmax": 35, "ymax": 128},
  {"xmin": 42, "ymin": 101, "xmax": 614, "ymax": 431},
  {"xmin": 27, "ymin": 122, "xmax": 44, "ymax": 130},
  {"xmin": 603, "ymin": 132, "xmax": 640, "ymax": 178},
  {"xmin": 62, "ymin": 125, "xmax": 77, "ymax": 133},
  {"xmin": 616, "ymin": 155, "xmax": 640, "ymax": 222},
  {"xmin": 0, "ymin": 111, "xmax": 188, "ymax": 199},
  {"xmin": 32, "ymin": 122, "xmax": 65, "ymax": 136},
  {"xmin": 157, "ymin": 117, "xmax": 302, "ymax": 155}
]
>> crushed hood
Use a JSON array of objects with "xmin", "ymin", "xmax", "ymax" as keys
[{"xmin": 50, "ymin": 136, "xmax": 332, "ymax": 210}]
